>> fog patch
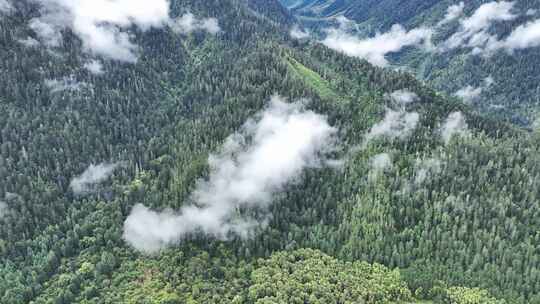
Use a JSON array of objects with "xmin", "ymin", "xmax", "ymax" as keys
[
  {"xmin": 0, "ymin": 0, "xmax": 13, "ymax": 14},
  {"xmin": 414, "ymin": 157, "xmax": 442, "ymax": 184},
  {"xmin": 123, "ymin": 96, "xmax": 338, "ymax": 254},
  {"xmin": 387, "ymin": 89, "xmax": 419, "ymax": 105},
  {"xmin": 84, "ymin": 60, "xmax": 104, "ymax": 75},
  {"xmin": 170, "ymin": 13, "xmax": 220, "ymax": 34},
  {"xmin": 290, "ymin": 25, "xmax": 310, "ymax": 39},
  {"xmin": 321, "ymin": 21, "xmax": 433, "ymax": 67},
  {"xmin": 440, "ymin": 112, "xmax": 469, "ymax": 144},
  {"xmin": 29, "ymin": 0, "xmax": 220, "ymax": 62},
  {"xmin": 45, "ymin": 75, "xmax": 87, "ymax": 93},
  {"xmin": 364, "ymin": 109, "xmax": 420, "ymax": 145},
  {"xmin": 70, "ymin": 162, "xmax": 121, "ymax": 195}
]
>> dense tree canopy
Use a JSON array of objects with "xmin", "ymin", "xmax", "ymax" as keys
[{"xmin": 0, "ymin": 0, "xmax": 537, "ymax": 303}]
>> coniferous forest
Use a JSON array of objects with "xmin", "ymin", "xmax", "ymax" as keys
[{"xmin": 1, "ymin": 0, "xmax": 540, "ymax": 303}]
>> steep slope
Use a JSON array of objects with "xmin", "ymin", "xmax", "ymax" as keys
[
  {"xmin": 0, "ymin": 0, "xmax": 538, "ymax": 303},
  {"xmin": 283, "ymin": 0, "xmax": 540, "ymax": 126}
]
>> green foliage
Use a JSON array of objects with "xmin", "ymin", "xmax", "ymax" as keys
[
  {"xmin": 442, "ymin": 287, "xmax": 505, "ymax": 304},
  {"xmin": 248, "ymin": 249, "xmax": 412, "ymax": 303},
  {"xmin": 0, "ymin": 1, "xmax": 536, "ymax": 304}
]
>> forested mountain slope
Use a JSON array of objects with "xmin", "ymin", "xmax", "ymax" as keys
[
  {"xmin": 282, "ymin": 0, "xmax": 540, "ymax": 126},
  {"xmin": 0, "ymin": 0, "xmax": 538, "ymax": 303}
]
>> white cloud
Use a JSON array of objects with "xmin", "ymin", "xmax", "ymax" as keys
[
  {"xmin": 322, "ymin": 23, "xmax": 433, "ymax": 67},
  {"xmin": 0, "ymin": 0, "xmax": 12, "ymax": 13},
  {"xmin": 387, "ymin": 90, "xmax": 419, "ymax": 105},
  {"xmin": 414, "ymin": 157, "xmax": 442, "ymax": 184},
  {"xmin": 441, "ymin": 1, "xmax": 517, "ymax": 53},
  {"xmin": 368, "ymin": 153, "xmax": 393, "ymax": 181},
  {"xmin": 45, "ymin": 75, "xmax": 87, "ymax": 93},
  {"xmin": 290, "ymin": 25, "xmax": 310, "ymax": 39},
  {"xmin": 454, "ymin": 85, "xmax": 483, "ymax": 103},
  {"xmin": 0, "ymin": 201, "xmax": 7, "ymax": 219},
  {"xmin": 70, "ymin": 162, "xmax": 120, "ymax": 195},
  {"xmin": 499, "ymin": 19, "xmax": 540, "ymax": 51},
  {"xmin": 170, "ymin": 12, "xmax": 220, "ymax": 35},
  {"xmin": 30, "ymin": 18, "xmax": 64, "ymax": 47},
  {"xmin": 123, "ymin": 96, "xmax": 338, "ymax": 254},
  {"xmin": 17, "ymin": 37, "xmax": 40, "ymax": 47},
  {"xmin": 439, "ymin": 2, "xmax": 465, "ymax": 25},
  {"xmin": 454, "ymin": 76, "xmax": 494, "ymax": 103},
  {"xmin": 533, "ymin": 117, "xmax": 540, "ymax": 130},
  {"xmin": 440, "ymin": 112, "xmax": 469, "ymax": 144},
  {"xmin": 84, "ymin": 59, "xmax": 104, "ymax": 75},
  {"xmin": 30, "ymin": 0, "xmax": 219, "ymax": 62},
  {"xmin": 365, "ymin": 109, "xmax": 420, "ymax": 144},
  {"xmin": 484, "ymin": 76, "xmax": 495, "ymax": 87}
]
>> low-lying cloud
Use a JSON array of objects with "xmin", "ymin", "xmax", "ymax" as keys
[
  {"xmin": 498, "ymin": 19, "xmax": 540, "ymax": 51},
  {"xmin": 414, "ymin": 157, "xmax": 442, "ymax": 184},
  {"xmin": 84, "ymin": 60, "xmax": 104, "ymax": 75},
  {"xmin": 45, "ymin": 75, "xmax": 87, "ymax": 93},
  {"xmin": 454, "ymin": 76, "xmax": 494, "ymax": 103},
  {"xmin": 442, "ymin": 1, "xmax": 517, "ymax": 53},
  {"xmin": 70, "ymin": 162, "xmax": 121, "ymax": 195},
  {"xmin": 322, "ymin": 22, "xmax": 433, "ymax": 67},
  {"xmin": 29, "ymin": 0, "xmax": 220, "ymax": 62},
  {"xmin": 290, "ymin": 25, "xmax": 310, "ymax": 39},
  {"xmin": 454, "ymin": 85, "xmax": 483, "ymax": 103},
  {"xmin": 387, "ymin": 90, "xmax": 419, "ymax": 105},
  {"xmin": 439, "ymin": 2, "xmax": 465, "ymax": 26},
  {"xmin": 368, "ymin": 153, "xmax": 393, "ymax": 181},
  {"xmin": 0, "ymin": 0, "xmax": 13, "ymax": 13},
  {"xmin": 123, "ymin": 96, "xmax": 338, "ymax": 254},
  {"xmin": 0, "ymin": 201, "xmax": 7, "ymax": 219},
  {"xmin": 440, "ymin": 112, "xmax": 469, "ymax": 144},
  {"xmin": 439, "ymin": 1, "xmax": 540, "ymax": 55},
  {"xmin": 170, "ymin": 12, "xmax": 220, "ymax": 35},
  {"xmin": 317, "ymin": 2, "xmax": 540, "ymax": 65},
  {"xmin": 364, "ymin": 109, "xmax": 420, "ymax": 144}
]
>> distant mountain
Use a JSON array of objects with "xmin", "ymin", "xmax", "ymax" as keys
[{"xmin": 283, "ymin": 0, "xmax": 540, "ymax": 126}]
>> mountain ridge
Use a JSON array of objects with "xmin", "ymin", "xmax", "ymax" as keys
[
  {"xmin": 282, "ymin": 0, "xmax": 540, "ymax": 126},
  {"xmin": 0, "ymin": 0, "xmax": 538, "ymax": 303}
]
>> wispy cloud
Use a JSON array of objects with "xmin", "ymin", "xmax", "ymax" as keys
[
  {"xmin": 170, "ymin": 12, "xmax": 220, "ymax": 34},
  {"xmin": 439, "ymin": 2, "xmax": 465, "ymax": 25},
  {"xmin": 440, "ymin": 112, "xmax": 469, "ymax": 144},
  {"xmin": 497, "ymin": 19, "xmax": 540, "ymax": 52},
  {"xmin": 290, "ymin": 25, "xmax": 310, "ymax": 39},
  {"xmin": 414, "ymin": 157, "xmax": 442, "ymax": 184},
  {"xmin": 368, "ymin": 153, "xmax": 393, "ymax": 181},
  {"xmin": 441, "ymin": 1, "xmax": 517, "ymax": 53},
  {"xmin": 84, "ymin": 60, "xmax": 104, "ymax": 75},
  {"xmin": 454, "ymin": 85, "xmax": 483, "ymax": 103},
  {"xmin": 0, "ymin": 201, "xmax": 7, "ymax": 219},
  {"xmin": 364, "ymin": 109, "xmax": 420, "ymax": 144},
  {"xmin": 29, "ymin": 0, "xmax": 220, "ymax": 62},
  {"xmin": 321, "ymin": 20, "xmax": 433, "ymax": 67},
  {"xmin": 387, "ymin": 89, "xmax": 419, "ymax": 105},
  {"xmin": 123, "ymin": 96, "xmax": 338, "ymax": 254},
  {"xmin": 70, "ymin": 162, "xmax": 121, "ymax": 195},
  {"xmin": 318, "ymin": 2, "xmax": 540, "ymax": 64},
  {"xmin": 454, "ymin": 76, "xmax": 494, "ymax": 103},
  {"xmin": 17, "ymin": 37, "xmax": 40, "ymax": 47},
  {"xmin": 0, "ymin": 0, "xmax": 13, "ymax": 13},
  {"xmin": 45, "ymin": 75, "xmax": 87, "ymax": 93}
]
